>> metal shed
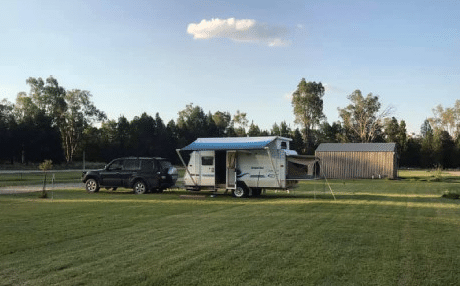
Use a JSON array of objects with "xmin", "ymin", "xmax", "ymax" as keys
[{"xmin": 315, "ymin": 143, "xmax": 398, "ymax": 179}]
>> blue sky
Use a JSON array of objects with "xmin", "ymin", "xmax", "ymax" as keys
[{"xmin": 1, "ymin": 0, "xmax": 459, "ymax": 134}]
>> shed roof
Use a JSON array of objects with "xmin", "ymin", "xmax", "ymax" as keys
[
  {"xmin": 316, "ymin": 143, "xmax": 396, "ymax": 153},
  {"xmin": 181, "ymin": 136, "xmax": 290, "ymax": 151}
]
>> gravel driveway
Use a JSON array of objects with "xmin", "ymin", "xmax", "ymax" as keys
[{"xmin": 0, "ymin": 183, "xmax": 85, "ymax": 195}]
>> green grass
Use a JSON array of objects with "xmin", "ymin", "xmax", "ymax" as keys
[{"xmin": 1, "ymin": 172, "xmax": 460, "ymax": 285}]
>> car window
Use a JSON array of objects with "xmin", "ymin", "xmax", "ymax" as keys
[
  {"xmin": 123, "ymin": 159, "xmax": 140, "ymax": 171},
  {"xmin": 108, "ymin": 160, "xmax": 123, "ymax": 171},
  {"xmin": 159, "ymin": 160, "xmax": 172, "ymax": 170},
  {"xmin": 141, "ymin": 160, "xmax": 155, "ymax": 172}
]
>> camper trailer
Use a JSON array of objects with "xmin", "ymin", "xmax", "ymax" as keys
[{"xmin": 176, "ymin": 136, "xmax": 319, "ymax": 198}]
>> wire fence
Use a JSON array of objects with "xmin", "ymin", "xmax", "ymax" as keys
[{"xmin": 0, "ymin": 170, "xmax": 84, "ymax": 193}]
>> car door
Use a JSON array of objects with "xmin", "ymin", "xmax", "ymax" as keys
[
  {"xmin": 121, "ymin": 159, "xmax": 140, "ymax": 187},
  {"xmin": 100, "ymin": 159, "xmax": 123, "ymax": 186},
  {"xmin": 143, "ymin": 159, "xmax": 160, "ymax": 188}
]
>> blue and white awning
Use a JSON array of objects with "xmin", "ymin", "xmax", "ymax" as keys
[{"xmin": 181, "ymin": 136, "xmax": 288, "ymax": 151}]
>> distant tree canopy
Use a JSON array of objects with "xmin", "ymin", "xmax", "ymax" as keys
[
  {"xmin": 2, "ymin": 76, "xmax": 460, "ymax": 169},
  {"xmin": 10, "ymin": 76, "xmax": 107, "ymax": 163}
]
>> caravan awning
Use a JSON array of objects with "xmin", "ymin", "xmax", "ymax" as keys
[{"xmin": 181, "ymin": 136, "xmax": 285, "ymax": 151}]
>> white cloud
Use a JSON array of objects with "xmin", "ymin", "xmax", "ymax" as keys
[
  {"xmin": 187, "ymin": 18, "xmax": 291, "ymax": 47},
  {"xmin": 284, "ymin": 90, "xmax": 295, "ymax": 101},
  {"xmin": 323, "ymin": 83, "xmax": 346, "ymax": 94}
]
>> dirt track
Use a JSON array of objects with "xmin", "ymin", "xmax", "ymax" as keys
[{"xmin": 0, "ymin": 183, "xmax": 84, "ymax": 195}]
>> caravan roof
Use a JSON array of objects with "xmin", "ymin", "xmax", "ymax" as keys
[{"xmin": 181, "ymin": 136, "xmax": 291, "ymax": 151}]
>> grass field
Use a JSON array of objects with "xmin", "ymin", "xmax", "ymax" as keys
[{"xmin": 1, "ymin": 172, "xmax": 460, "ymax": 285}]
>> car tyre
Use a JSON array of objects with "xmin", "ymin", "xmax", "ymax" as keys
[
  {"xmin": 86, "ymin": 178, "xmax": 100, "ymax": 193},
  {"xmin": 133, "ymin": 180, "xmax": 147, "ymax": 195}
]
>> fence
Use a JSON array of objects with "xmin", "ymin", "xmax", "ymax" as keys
[{"xmin": 0, "ymin": 170, "xmax": 84, "ymax": 193}]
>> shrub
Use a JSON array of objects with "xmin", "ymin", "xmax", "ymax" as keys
[
  {"xmin": 431, "ymin": 165, "xmax": 444, "ymax": 182},
  {"xmin": 39, "ymin": 160, "xmax": 53, "ymax": 198},
  {"xmin": 442, "ymin": 191, "xmax": 460, "ymax": 199}
]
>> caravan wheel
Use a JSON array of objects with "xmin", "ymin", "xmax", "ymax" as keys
[{"xmin": 232, "ymin": 184, "xmax": 248, "ymax": 198}]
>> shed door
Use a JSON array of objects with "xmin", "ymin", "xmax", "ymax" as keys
[
  {"xmin": 226, "ymin": 151, "xmax": 237, "ymax": 189},
  {"xmin": 199, "ymin": 151, "xmax": 215, "ymax": 186}
]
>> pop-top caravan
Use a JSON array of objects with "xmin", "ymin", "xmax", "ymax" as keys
[{"xmin": 176, "ymin": 136, "xmax": 319, "ymax": 198}]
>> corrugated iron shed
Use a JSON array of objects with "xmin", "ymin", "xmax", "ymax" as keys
[
  {"xmin": 316, "ymin": 143, "xmax": 396, "ymax": 153},
  {"xmin": 315, "ymin": 143, "xmax": 398, "ymax": 179}
]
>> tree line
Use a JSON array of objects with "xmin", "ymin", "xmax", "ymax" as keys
[{"xmin": 0, "ymin": 76, "xmax": 459, "ymax": 168}]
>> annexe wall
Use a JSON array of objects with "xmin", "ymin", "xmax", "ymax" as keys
[{"xmin": 315, "ymin": 143, "xmax": 397, "ymax": 179}]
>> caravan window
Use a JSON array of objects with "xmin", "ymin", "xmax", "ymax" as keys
[
  {"xmin": 280, "ymin": 141, "xmax": 287, "ymax": 149},
  {"xmin": 202, "ymin": 156, "xmax": 214, "ymax": 166}
]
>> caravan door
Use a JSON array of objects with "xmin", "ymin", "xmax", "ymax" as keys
[
  {"xmin": 199, "ymin": 151, "xmax": 215, "ymax": 186},
  {"xmin": 226, "ymin": 151, "xmax": 237, "ymax": 189}
]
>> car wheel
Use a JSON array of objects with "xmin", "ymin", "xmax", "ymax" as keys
[
  {"xmin": 133, "ymin": 180, "xmax": 147, "ymax": 195},
  {"xmin": 232, "ymin": 183, "xmax": 248, "ymax": 198},
  {"xmin": 86, "ymin": 179, "xmax": 100, "ymax": 193}
]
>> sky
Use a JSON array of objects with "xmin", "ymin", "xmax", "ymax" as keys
[{"xmin": 1, "ymin": 0, "xmax": 459, "ymax": 135}]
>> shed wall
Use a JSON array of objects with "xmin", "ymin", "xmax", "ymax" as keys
[{"xmin": 316, "ymin": 151, "xmax": 397, "ymax": 179}]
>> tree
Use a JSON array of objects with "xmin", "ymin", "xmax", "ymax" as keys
[
  {"xmin": 428, "ymin": 100, "xmax": 460, "ymax": 140},
  {"xmin": 271, "ymin": 123, "xmax": 280, "ymax": 136},
  {"xmin": 384, "ymin": 117, "xmax": 399, "ymax": 142},
  {"xmin": 420, "ymin": 119, "xmax": 434, "ymax": 168},
  {"xmin": 432, "ymin": 130, "xmax": 456, "ymax": 168},
  {"xmin": 291, "ymin": 78, "xmax": 325, "ymax": 154},
  {"xmin": 338, "ymin": 90, "xmax": 393, "ymax": 142},
  {"xmin": 233, "ymin": 110, "xmax": 248, "ymax": 137},
  {"xmin": 290, "ymin": 128, "xmax": 305, "ymax": 154},
  {"xmin": 279, "ymin": 121, "xmax": 291, "ymax": 138},
  {"xmin": 61, "ymin": 89, "xmax": 106, "ymax": 162},
  {"xmin": 0, "ymin": 99, "xmax": 16, "ymax": 163},
  {"xmin": 212, "ymin": 111, "xmax": 232, "ymax": 137},
  {"xmin": 248, "ymin": 121, "xmax": 262, "ymax": 136},
  {"xmin": 318, "ymin": 121, "xmax": 342, "ymax": 143},
  {"xmin": 177, "ymin": 103, "xmax": 209, "ymax": 145},
  {"xmin": 18, "ymin": 76, "xmax": 106, "ymax": 163}
]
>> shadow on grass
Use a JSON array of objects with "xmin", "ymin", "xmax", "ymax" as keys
[{"xmin": 7, "ymin": 185, "xmax": 459, "ymax": 208}]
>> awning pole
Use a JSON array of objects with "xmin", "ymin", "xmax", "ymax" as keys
[{"xmin": 176, "ymin": 149, "xmax": 197, "ymax": 186}]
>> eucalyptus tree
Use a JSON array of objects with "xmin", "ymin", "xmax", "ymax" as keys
[
  {"xmin": 291, "ymin": 78, "xmax": 325, "ymax": 153},
  {"xmin": 61, "ymin": 89, "xmax": 106, "ymax": 162},
  {"xmin": 338, "ymin": 90, "xmax": 393, "ymax": 142},
  {"xmin": 18, "ymin": 76, "xmax": 106, "ymax": 162}
]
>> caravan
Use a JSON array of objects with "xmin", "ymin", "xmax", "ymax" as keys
[{"xmin": 177, "ymin": 136, "xmax": 319, "ymax": 197}]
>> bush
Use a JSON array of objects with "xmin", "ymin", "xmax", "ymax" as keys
[
  {"xmin": 442, "ymin": 191, "xmax": 460, "ymax": 199},
  {"xmin": 431, "ymin": 165, "xmax": 444, "ymax": 182}
]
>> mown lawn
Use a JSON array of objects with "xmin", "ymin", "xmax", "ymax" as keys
[{"xmin": 1, "ymin": 173, "xmax": 460, "ymax": 285}]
